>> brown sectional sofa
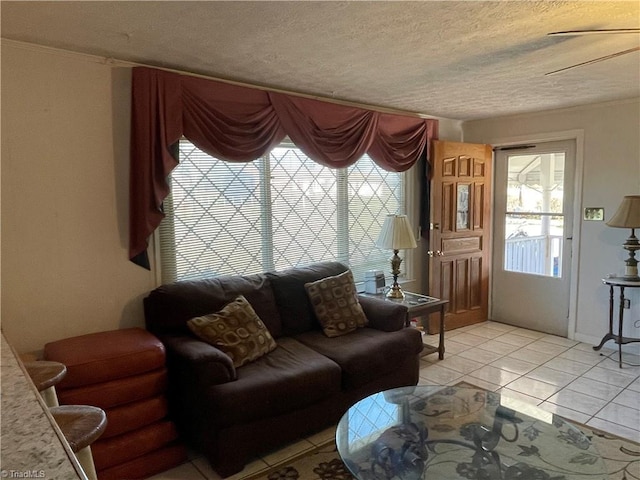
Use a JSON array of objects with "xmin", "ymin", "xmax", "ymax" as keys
[{"xmin": 144, "ymin": 261, "xmax": 423, "ymax": 477}]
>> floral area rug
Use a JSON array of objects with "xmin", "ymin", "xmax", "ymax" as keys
[
  {"xmin": 241, "ymin": 383, "xmax": 640, "ymax": 480},
  {"xmin": 241, "ymin": 440, "xmax": 351, "ymax": 480}
]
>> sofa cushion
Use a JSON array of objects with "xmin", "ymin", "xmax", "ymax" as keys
[
  {"xmin": 294, "ymin": 327, "xmax": 423, "ymax": 389},
  {"xmin": 96, "ymin": 443, "xmax": 187, "ymax": 480},
  {"xmin": 101, "ymin": 395, "xmax": 169, "ymax": 439},
  {"xmin": 205, "ymin": 337, "xmax": 342, "ymax": 427},
  {"xmin": 57, "ymin": 368, "xmax": 169, "ymax": 409},
  {"xmin": 43, "ymin": 328, "xmax": 165, "ymax": 389},
  {"xmin": 145, "ymin": 274, "xmax": 283, "ymax": 337},
  {"xmin": 92, "ymin": 420, "xmax": 179, "ymax": 471},
  {"xmin": 187, "ymin": 295, "xmax": 277, "ymax": 368},
  {"xmin": 266, "ymin": 261, "xmax": 349, "ymax": 335},
  {"xmin": 305, "ymin": 270, "xmax": 367, "ymax": 337}
]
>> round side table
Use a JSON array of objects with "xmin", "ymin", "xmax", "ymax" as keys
[{"xmin": 593, "ymin": 277, "xmax": 640, "ymax": 368}]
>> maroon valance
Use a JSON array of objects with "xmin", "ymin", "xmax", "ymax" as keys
[{"xmin": 130, "ymin": 67, "xmax": 438, "ymax": 267}]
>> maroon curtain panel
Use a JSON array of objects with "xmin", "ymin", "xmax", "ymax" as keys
[{"xmin": 129, "ymin": 67, "xmax": 438, "ymax": 268}]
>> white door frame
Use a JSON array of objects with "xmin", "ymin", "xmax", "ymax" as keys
[{"xmin": 472, "ymin": 129, "xmax": 584, "ymax": 340}]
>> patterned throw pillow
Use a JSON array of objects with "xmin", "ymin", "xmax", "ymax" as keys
[
  {"xmin": 305, "ymin": 270, "xmax": 368, "ymax": 338},
  {"xmin": 187, "ymin": 295, "xmax": 277, "ymax": 368}
]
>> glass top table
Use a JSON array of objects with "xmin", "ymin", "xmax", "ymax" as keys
[{"xmin": 336, "ymin": 385, "xmax": 606, "ymax": 480}]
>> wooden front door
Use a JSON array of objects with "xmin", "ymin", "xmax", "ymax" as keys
[{"xmin": 428, "ymin": 140, "xmax": 493, "ymax": 333}]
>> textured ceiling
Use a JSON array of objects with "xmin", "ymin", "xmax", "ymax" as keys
[{"xmin": 2, "ymin": 1, "xmax": 639, "ymax": 120}]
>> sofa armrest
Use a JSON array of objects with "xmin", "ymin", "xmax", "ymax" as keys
[
  {"xmin": 161, "ymin": 334, "xmax": 237, "ymax": 386},
  {"xmin": 358, "ymin": 295, "xmax": 408, "ymax": 332}
]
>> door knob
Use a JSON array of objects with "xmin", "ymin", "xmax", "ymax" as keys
[
  {"xmin": 427, "ymin": 250, "xmax": 444, "ymax": 257},
  {"xmin": 427, "ymin": 250, "xmax": 434, "ymax": 257}
]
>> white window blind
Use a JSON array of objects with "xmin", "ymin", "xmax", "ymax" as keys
[{"xmin": 159, "ymin": 139, "xmax": 406, "ymax": 283}]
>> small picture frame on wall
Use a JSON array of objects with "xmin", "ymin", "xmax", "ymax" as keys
[{"xmin": 584, "ymin": 207, "xmax": 604, "ymax": 221}]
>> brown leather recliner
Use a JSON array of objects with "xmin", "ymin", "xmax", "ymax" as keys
[{"xmin": 144, "ymin": 261, "xmax": 423, "ymax": 477}]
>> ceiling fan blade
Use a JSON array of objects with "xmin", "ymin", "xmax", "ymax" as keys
[
  {"xmin": 548, "ymin": 28, "xmax": 640, "ymax": 36},
  {"xmin": 545, "ymin": 46, "xmax": 640, "ymax": 75}
]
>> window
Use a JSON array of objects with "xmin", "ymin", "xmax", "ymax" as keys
[
  {"xmin": 503, "ymin": 152, "xmax": 565, "ymax": 277},
  {"xmin": 159, "ymin": 139, "xmax": 407, "ymax": 283}
]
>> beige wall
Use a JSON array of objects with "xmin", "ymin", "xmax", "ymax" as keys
[
  {"xmin": 1, "ymin": 41, "xmax": 156, "ymax": 353},
  {"xmin": 0, "ymin": 40, "xmax": 461, "ymax": 354},
  {"xmin": 6, "ymin": 39, "xmax": 634, "ymax": 355},
  {"xmin": 463, "ymin": 99, "xmax": 640, "ymax": 347}
]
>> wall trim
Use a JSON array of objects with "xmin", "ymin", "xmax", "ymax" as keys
[
  {"xmin": 2, "ymin": 38, "xmax": 116, "ymax": 65},
  {"xmin": 1, "ymin": 39, "xmax": 444, "ymax": 121}
]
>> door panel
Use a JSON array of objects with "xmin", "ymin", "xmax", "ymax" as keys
[
  {"xmin": 474, "ymin": 183, "xmax": 486, "ymax": 229},
  {"xmin": 492, "ymin": 140, "xmax": 575, "ymax": 336},
  {"xmin": 442, "ymin": 183, "xmax": 455, "ymax": 232},
  {"xmin": 428, "ymin": 141, "xmax": 493, "ymax": 333}
]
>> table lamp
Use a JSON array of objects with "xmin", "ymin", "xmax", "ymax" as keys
[
  {"xmin": 606, "ymin": 194, "xmax": 640, "ymax": 280},
  {"xmin": 376, "ymin": 214, "xmax": 417, "ymax": 299}
]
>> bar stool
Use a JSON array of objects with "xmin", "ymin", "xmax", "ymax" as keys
[
  {"xmin": 51, "ymin": 405, "xmax": 107, "ymax": 480},
  {"xmin": 24, "ymin": 360, "xmax": 67, "ymax": 407}
]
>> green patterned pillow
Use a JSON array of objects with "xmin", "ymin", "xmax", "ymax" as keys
[
  {"xmin": 187, "ymin": 295, "xmax": 277, "ymax": 368},
  {"xmin": 305, "ymin": 270, "xmax": 368, "ymax": 337}
]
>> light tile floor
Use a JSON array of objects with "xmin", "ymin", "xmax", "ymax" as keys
[{"xmin": 149, "ymin": 321, "xmax": 640, "ymax": 480}]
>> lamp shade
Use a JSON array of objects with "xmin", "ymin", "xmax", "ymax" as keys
[
  {"xmin": 606, "ymin": 195, "xmax": 640, "ymax": 228},
  {"xmin": 376, "ymin": 214, "xmax": 417, "ymax": 250}
]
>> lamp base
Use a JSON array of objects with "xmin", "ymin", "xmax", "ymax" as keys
[
  {"xmin": 386, "ymin": 284, "xmax": 405, "ymax": 299},
  {"xmin": 622, "ymin": 232, "xmax": 639, "ymax": 282},
  {"xmin": 387, "ymin": 250, "xmax": 405, "ymax": 299},
  {"xmin": 622, "ymin": 276, "xmax": 640, "ymax": 282},
  {"xmin": 621, "ymin": 262, "xmax": 640, "ymax": 281}
]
